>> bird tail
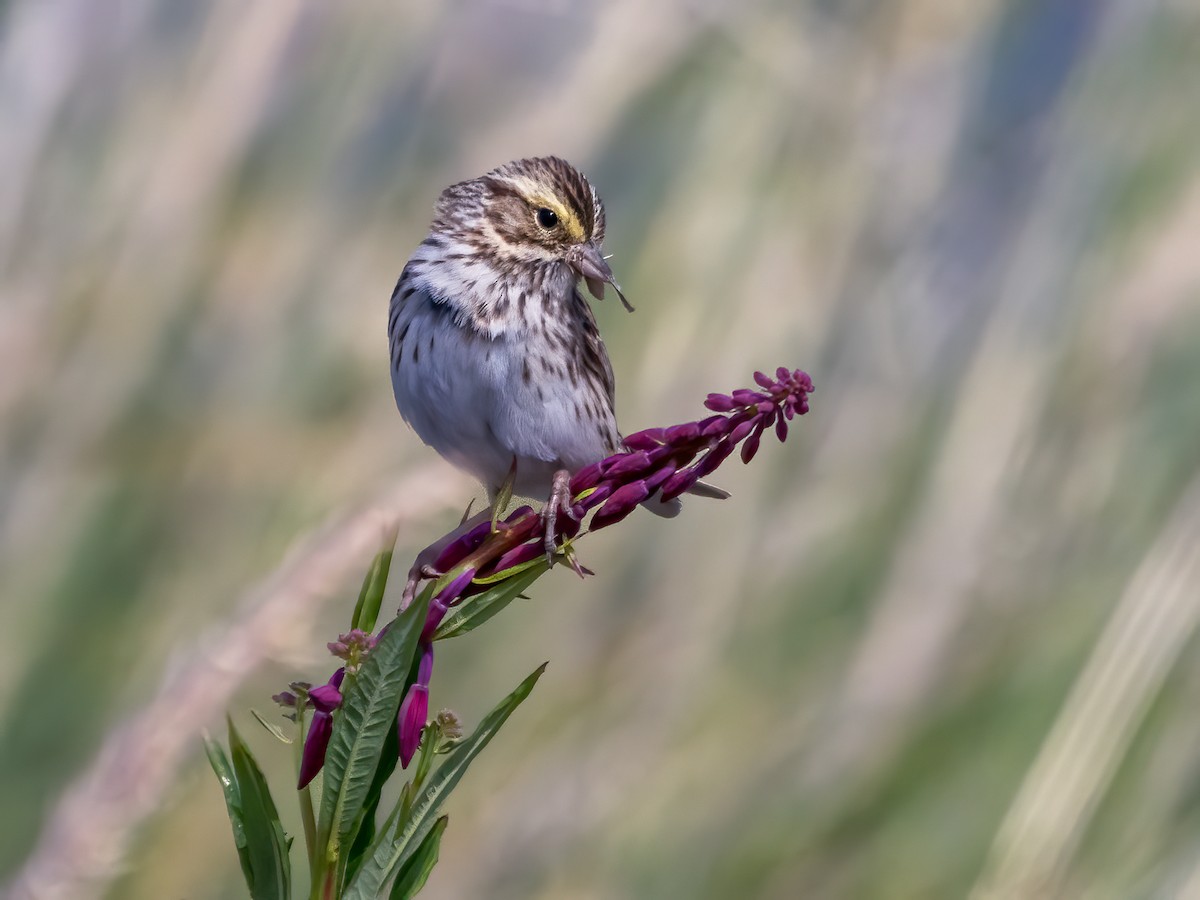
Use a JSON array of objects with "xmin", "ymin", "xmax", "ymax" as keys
[{"xmin": 641, "ymin": 479, "xmax": 730, "ymax": 519}]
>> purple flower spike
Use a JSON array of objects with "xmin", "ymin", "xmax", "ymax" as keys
[
  {"xmin": 394, "ymin": 365, "xmax": 811, "ymax": 634},
  {"xmin": 590, "ymin": 481, "xmax": 651, "ymax": 530},
  {"xmin": 398, "ymin": 643, "xmax": 435, "ymax": 768}
]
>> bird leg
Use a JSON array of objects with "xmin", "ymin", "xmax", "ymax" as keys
[
  {"xmin": 400, "ymin": 507, "xmax": 492, "ymax": 610},
  {"xmin": 542, "ymin": 468, "xmax": 577, "ymax": 566}
]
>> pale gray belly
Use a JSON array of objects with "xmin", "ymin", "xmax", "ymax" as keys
[{"xmin": 390, "ymin": 295, "xmax": 615, "ymax": 497}]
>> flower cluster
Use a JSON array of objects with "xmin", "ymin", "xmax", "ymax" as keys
[
  {"xmin": 287, "ymin": 367, "xmax": 813, "ymax": 787},
  {"xmin": 427, "ymin": 367, "xmax": 815, "ymax": 576}
]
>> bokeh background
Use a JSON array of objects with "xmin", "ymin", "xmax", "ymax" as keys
[{"xmin": 3, "ymin": 1, "xmax": 1200, "ymax": 898}]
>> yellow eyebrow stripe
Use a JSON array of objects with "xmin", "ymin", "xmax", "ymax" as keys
[{"xmin": 506, "ymin": 175, "xmax": 587, "ymax": 243}]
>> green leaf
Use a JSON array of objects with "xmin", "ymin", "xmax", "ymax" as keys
[
  {"xmin": 250, "ymin": 708, "xmax": 293, "ymax": 744},
  {"xmin": 351, "ymin": 530, "xmax": 398, "ymax": 634},
  {"xmin": 319, "ymin": 592, "xmax": 429, "ymax": 880},
  {"xmin": 227, "ymin": 718, "xmax": 292, "ymax": 900},
  {"xmin": 433, "ymin": 566, "xmax": 545, "ymax": 640},
  {"xmin": 344, "ymin": 663, "xmax": 547, "ymax": 900},
  {"xmin": 470, "ymin": 554, "xmax": 547, "ymax": 586},
  {"xmin": 343, "ymin": 695, "xmax": 403, "ymax": 885},
  {"xmin": 204, "ymin": 734, "xmax": 254, "ymax": 890},
  {"xmin": 388, "ymin": 815, "xmax": 448, "ymax": 900}
]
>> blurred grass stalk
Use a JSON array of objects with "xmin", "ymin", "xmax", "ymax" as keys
[{"xmin": 973, "ymin": 473, "xmax": 1200, "ymax": 898}]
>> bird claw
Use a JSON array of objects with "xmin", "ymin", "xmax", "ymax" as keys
[
  {"xmin": 400, "ymin": 562, "xmax": 442, "ymax": 611},
  {"xmin": 541, "ymin": 469, "xmax": 575, "ymax": 566}
]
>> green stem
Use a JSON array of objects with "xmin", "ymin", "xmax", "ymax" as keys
[
  {"xmin": 294, "ymin": 705, "xmax": 318, "ymax": 889},
  {"xmin": 410, "ymin": 728, "xmax": 437, "ymax": 795}
]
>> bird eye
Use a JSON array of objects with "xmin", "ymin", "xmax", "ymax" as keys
[{"xmin": 536, "ymin": 207, "xmax": 559, "ymax": 229}]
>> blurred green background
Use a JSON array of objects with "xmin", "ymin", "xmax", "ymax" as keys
[{"xmin": 3, "ymin": 1, "xmax": 1200, "ymax": 898}]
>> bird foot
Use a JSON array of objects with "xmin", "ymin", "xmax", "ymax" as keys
[
  {"xmin": 399, "ymin": 507, "xmax": 493, "ymax": 610},
  {"xmin": 401, "ymin": 561, "xmax": 441, "ymax": 611},
  {"xmin": 542, "ymin": 468, "xmax": 577, "ymax": 566}
]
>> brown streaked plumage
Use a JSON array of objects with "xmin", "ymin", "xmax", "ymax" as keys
[{"xmin": 388, "ymin": 157, "xmax": 721, "ymax": 596}]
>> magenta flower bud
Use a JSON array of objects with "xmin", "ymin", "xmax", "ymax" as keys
[
  {"xmin": 307, "ymin": 667, "xmax": 346, "ymax": 712},
  {"xmin": 659, "ymin": 467, "xmax": 699, "ymax": 502},
  {"xmin": 492, "ymin": 540, "xmax": 544, "ymax": 573},
  {"xmin": 693, "ymin": 440, "xmax": 736, "ymax": 478},
  {"xmin": 704, "ymin": 393, "xmax": 736, "ymax": 412},
  {"xmin": 644, "ymin": 463, "xmax": 676, "ymax": 493},
  {"xmin": 754, "ymin": 370, "xmax": 775, "ymax": 390},
  {"xmin": 590, "ymin": 481, "xmax": 651, "ymax": 530},
  {"xmin": 500, "ymin": 505, "xmax": 536, "ymax": 527},
  {"xmin": 727, "ymin": 417, "xmax": 756, "ymax": 445},
  {"xmin": 398, "ymin": 643, "xmax": 435, "ymax": 768},
  {"xmin": 741, "ymin": 427, "xmax": 763, "ymax": 464},
  {"xmin": 700, "ymin": 415, "xmax": 731, "ymax": 437},
  {"xmin": 296, "ymin": 667, "xmax": 346, "ymax": 787},
  {"xmin": 423, "ymin": 568, "xmax": 476, "ymax": 640},
  {"xmin": 272, "ymin": 691, "xmax": 298, "ymax": 708},
  {"xmin": 298, "ymin": 710, "xmax": 333, "ymax": 789},
  {"xmin": 397, "ymin": 684, "xmax": 428, "ymax": 769},
  {"xmin": 775, "ymin": 415, "xmax": 788, "ymax": 442},
  {"xmin": 437, "ymin": 568, "xmax": 476, "ymax": 604},
  {"xmin": 569, "ymin": 462, "xmax": 604, "ymax": 493},
  {"xmin": 776, "ymin": 366, "xmax": 791, "ymax": 382},
  {"xmin": 664, "ymin": 422, "xmax": 701, "ymax": 443},
  {"xmin": 731, "ymin": 389, "xmax": 768, "ymax": 405},
  {"xmin": 433, "ymin": 518, "xmax": 493, "ymax": 572},
  {"xmin": 309, "ymin": 682, "xmax": 343, "ymax": 714},
  {"xmin": 573, "ymin": 482, "xmax": 613, "ymax": 515},
  {"xmin": 557, "ymin": 511, "xmax": 583, "ymax": 540},
  {"xmin": 502, "ymin": 509, "xmax": 541, "ymax": 544},
  {"xmin": 602, "ymin": 450, "xmax": 652, "ymax": 478},
  {"xmin": 623, "ymin": 427, "xmax": 667, "ymax": 449}
]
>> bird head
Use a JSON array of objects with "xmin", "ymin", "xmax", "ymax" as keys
[{"xmin": 434, "ymin": 156, "xmax": 633, "ymax": 312}]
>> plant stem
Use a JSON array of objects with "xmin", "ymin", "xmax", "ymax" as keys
[{"xmin": 294, "ymin": 705, "xmax": 318, "ymax": 888}]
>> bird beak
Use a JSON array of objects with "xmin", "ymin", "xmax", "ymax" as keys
[{"xmin": 571, "ymin": 242, "xmax": 635, "ymax": 312}]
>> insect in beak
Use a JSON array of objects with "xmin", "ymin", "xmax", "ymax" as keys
[{"xmin": 571, "ymin": 242, "xmax": 635, "ymax": 312}]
